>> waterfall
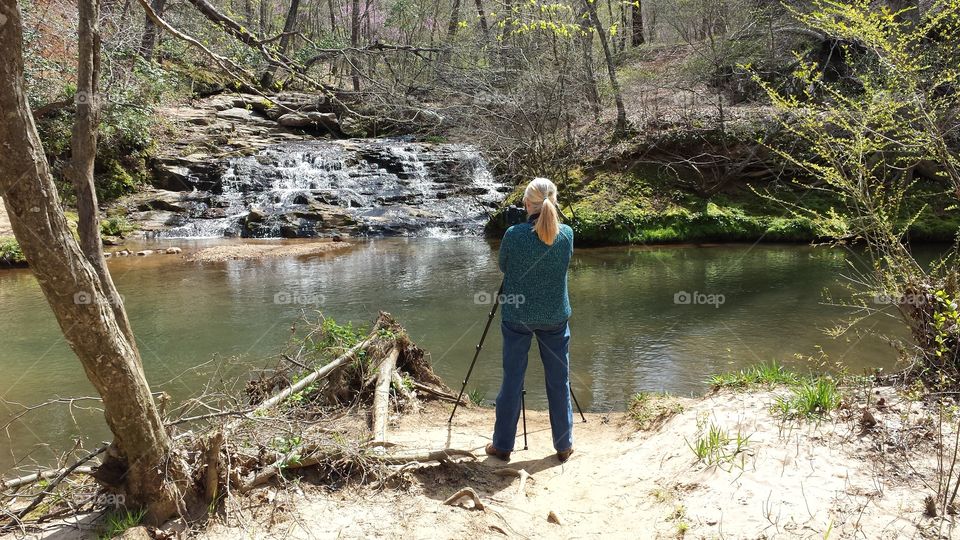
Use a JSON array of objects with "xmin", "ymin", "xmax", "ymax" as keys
[{"xmin": 158, "ymin": 139, "xmax": 508, "ymax": 239}]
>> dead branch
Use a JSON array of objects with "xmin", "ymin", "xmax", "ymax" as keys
[
  {"xmin": 372, "ymin": 348, "xmax": 399, "ymax": 444},
  {"xmin": 251, "ymin": 336, "xmax": 374, "ymax": 415},
  {"xmin": 2, "ymin": 443, "xmax": 107, "ymax": 526}
]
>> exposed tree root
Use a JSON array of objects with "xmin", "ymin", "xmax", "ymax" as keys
[{"xmin": 443, "ymin": 487, "xmax": 485, "ymax": 511}]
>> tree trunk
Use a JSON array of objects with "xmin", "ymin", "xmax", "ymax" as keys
[
  {"xmin": 260, "ymin": 0, "xmax": 272, "ymax": 37},
  {"xmin": 631, "ymin": 0, "xmax": 644, "ymax": 46},
  {"xmin": 0, "ymin": 0, "xmax": 195, "ymax": 524},
  {"xmin": 578, "ymin": 5, "xmax": 601, "ymax": 120},
  {"xmin": 261, "ymin": 0, "xmax": 302, "ymax": 87},
  {"xmin": 447, "ymin": 0, "xmax": 462, "ymax": 36},
  {"xmin": 584, "ymin": 0, "xmax": 627, "ymax": 135},
  {"xmin": 350, "ymin": 0, "xmax": 360, "ymax": 90},
  {"xmin": 139, "ymin": 0, "xmax": 167, "ymax": 59},
  {"xmin": 474, "ymin": 0, "xmax": 489, "ymax": 39}
]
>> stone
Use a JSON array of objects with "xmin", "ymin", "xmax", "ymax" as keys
[
  {"xmin": 165, "ymin": 247, "xmax": 183, "ymax": 255},
  {"xmin": 277, "ymin": 113, "xmax": 313, "ymax": 128},
  {"xmin": 118, "ymin": 526, "xmax": 152, "ymax": 540},
  {"xmin": 136, "ymin": 250, "xmax": 155, "ymax": 256}
]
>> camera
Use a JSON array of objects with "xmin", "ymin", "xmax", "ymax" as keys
[{"xmin": 504, "ymin": 205, "xmax": 527, "ymax": 226}]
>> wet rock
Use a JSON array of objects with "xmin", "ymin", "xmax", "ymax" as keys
[
  {"xmin": 136, "ymin": 250, "xmax": 155, "ymax": 256},
  {"xmin": 114, "ymin": 249, "xmax": 132, "ymax": 256},
  {"xmin": 165, "ymin": 247, "xmax": 183, "ymax": 254}
]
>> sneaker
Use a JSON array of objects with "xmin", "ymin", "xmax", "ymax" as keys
[
  {"xmin": 485, "ymin": 443, "xmax": 511, "ymax": 461},
  {"xmin": 556, "ymin": 447, "xmax": 574, "ymax": 463}
]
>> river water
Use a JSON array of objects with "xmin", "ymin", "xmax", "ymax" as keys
[{"xmin": 0, "ymin": 238, "xmax": 910, "ymax": 470}]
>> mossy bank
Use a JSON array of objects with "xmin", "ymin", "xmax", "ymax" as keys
[{"xmin": 486, "ymin": 166, "xmax": 960, "ymax": 246}]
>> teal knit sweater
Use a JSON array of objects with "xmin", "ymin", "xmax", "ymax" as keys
[{"xmin": 498, "ymin": 217, "xmax": 574, "ymax": 325}]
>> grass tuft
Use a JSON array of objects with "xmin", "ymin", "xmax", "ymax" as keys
[
  {"xmin": 686, "ymin": 420, "xmax": 752, "ymax": 468},
  {"xmin": 98, "ymin": 508, "xmax": 146, "ymax": 540},
  {"xmin": 467, "ymin": 388, "xmax": 485, "ymax": 406},
  {"xmin": 773, "ymin": 378, "xmax": 841, "ymax": 419},
  {"xmin": 709, "ymin": 361, "xmax": 800, "ymax": 389},
  {"xmin": 629, "ymin": 391, "xmax": 685, "ymax": 430}
]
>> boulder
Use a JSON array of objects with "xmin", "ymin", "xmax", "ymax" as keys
[
  {"xmin": 165, "ymin": 247, "xmax": 183, "ymax": 254},
  {"xmin": 136, "ymin": 250, "xmax": 155, "ymax": 256},
  {"xmin": 277, "ymin": 113, "xmax": 313, "ymax": 128}
]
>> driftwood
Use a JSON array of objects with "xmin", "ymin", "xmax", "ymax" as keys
[
  {"xmin": 1, "ymin": 466, "xmax": 96, "ymax": 492},
  {"xmin": 372, "ymin": 348, "xmax": 399, "ymax": 443},
  {"xmin": 251, "ymin": 336, "xmax": 373, "ymax": 414}
]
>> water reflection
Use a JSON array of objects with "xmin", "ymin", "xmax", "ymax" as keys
[{"xmin": 0, "ymin": 239, "xmax": 916, "ymax": 469}]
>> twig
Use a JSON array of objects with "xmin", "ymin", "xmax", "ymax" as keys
[{"xmin": 1, "ymin": 444, "xmax": 107, "ymax": 529}]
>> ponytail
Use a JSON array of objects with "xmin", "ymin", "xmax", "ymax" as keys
[
  {"xmin": 523, "ymin": 177, "xmax": 561, "ymax": 246},
  {"xmin": 535, "ymin": 197, "xmax": 560, "ymax": 245}
]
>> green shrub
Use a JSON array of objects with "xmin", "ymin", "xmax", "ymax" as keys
[
  {"xmin": 0, "ymin": 237, "xmax": 26, "ymax": 266},
  {"xmin": 100, "ymin": 215, "xmax": 136, "ymax": 238}
]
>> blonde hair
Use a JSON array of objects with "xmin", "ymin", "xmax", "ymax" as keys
[{"xmin": 523, "ymin": 177, "xmax": 560, "ymax": 245}]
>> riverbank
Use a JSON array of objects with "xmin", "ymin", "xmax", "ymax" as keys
[
  {"xmin": 487, "ymin": 168, "xmax": 960, "ymax": 246},
  {"xmin": 33, "ymin": 381, "xmax": 944, "ymax": 539},
  {"xmin": 203, "ymin": 388, "xmax": 936, "ymax": 539}
]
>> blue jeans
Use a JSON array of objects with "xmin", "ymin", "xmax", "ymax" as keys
[{"xmin": 493, "ymin": 320, "xmax": 574, "ymax": 452}]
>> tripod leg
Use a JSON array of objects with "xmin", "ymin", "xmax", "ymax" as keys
[
  {"xmin": 448, "ymin": 282, "xmax": 505, "ymax": 424},
  {"xmin": 570, "ymin": 387, "xmax": 587, "ymax": 423},
  {"xmin": 521, "ymin": 388, "xmax": 528, "ymax": 450}
]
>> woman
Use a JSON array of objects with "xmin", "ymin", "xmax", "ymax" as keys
[{"xmin": 486, "ymin": 177, "xmax": 575, "ymax": 463}]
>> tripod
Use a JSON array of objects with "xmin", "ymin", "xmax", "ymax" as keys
[{"xmin": 448, "ymin": 281, "xmax": 587, "ymax": 451}]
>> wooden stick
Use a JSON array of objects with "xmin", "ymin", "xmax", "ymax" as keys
[
  {"xmin": 372, "ymin": 348, "xmax": 399, "ymax": 444},
  {"xmin": 410, "ymin": 381, "xmax": 464, "ymax": 403},
  {"xmin": 203, "ymin": 431, "xmax": 224, "ymax": 503},
  {"xmin": 1, "ymin": 467, "xmax": 96, "ymax": 492},
  {"xmin": 391, "ymin": 371, "xmax": 420, "ymax": 413}
]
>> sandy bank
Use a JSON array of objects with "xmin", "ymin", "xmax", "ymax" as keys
[
  {"xmin": 187, "ymin": 240, "xmax": 351, "ymax": 262},
  {"xmin": 195, "ymin": 386, "xmax": 940, "ymax": 539}
]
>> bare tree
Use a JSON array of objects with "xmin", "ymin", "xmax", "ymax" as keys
[
  {"xmin": 0, "ymin": 0, "xmax": 194, "ymax": 523},
  {"xmin": 261, "ymin": 0, "xmax": 303, "ymax": 87},
  {"xmin": 631, "ymin": 0, "xmax": 644, "ymax": 45},
  {"xmin": 584, "ymin": 0, "xmax": 627, "ymax": 135},
  {"xmin": 139, "ymin": 0, "xmax": 167, "ymax": 59}
]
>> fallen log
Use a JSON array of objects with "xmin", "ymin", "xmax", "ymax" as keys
[{"xmin": 372, "ymin": 348, "xmax": 399, "ymax": 443}]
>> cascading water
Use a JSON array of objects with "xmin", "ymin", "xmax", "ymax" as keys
[{"xmin": 158, "ymin": 139, "xmax": 509, "ymax": 239}]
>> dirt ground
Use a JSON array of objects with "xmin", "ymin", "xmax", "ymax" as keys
[{"xmin": 193, "ymin": 388, "xmax": 947, "ymax": 540}]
